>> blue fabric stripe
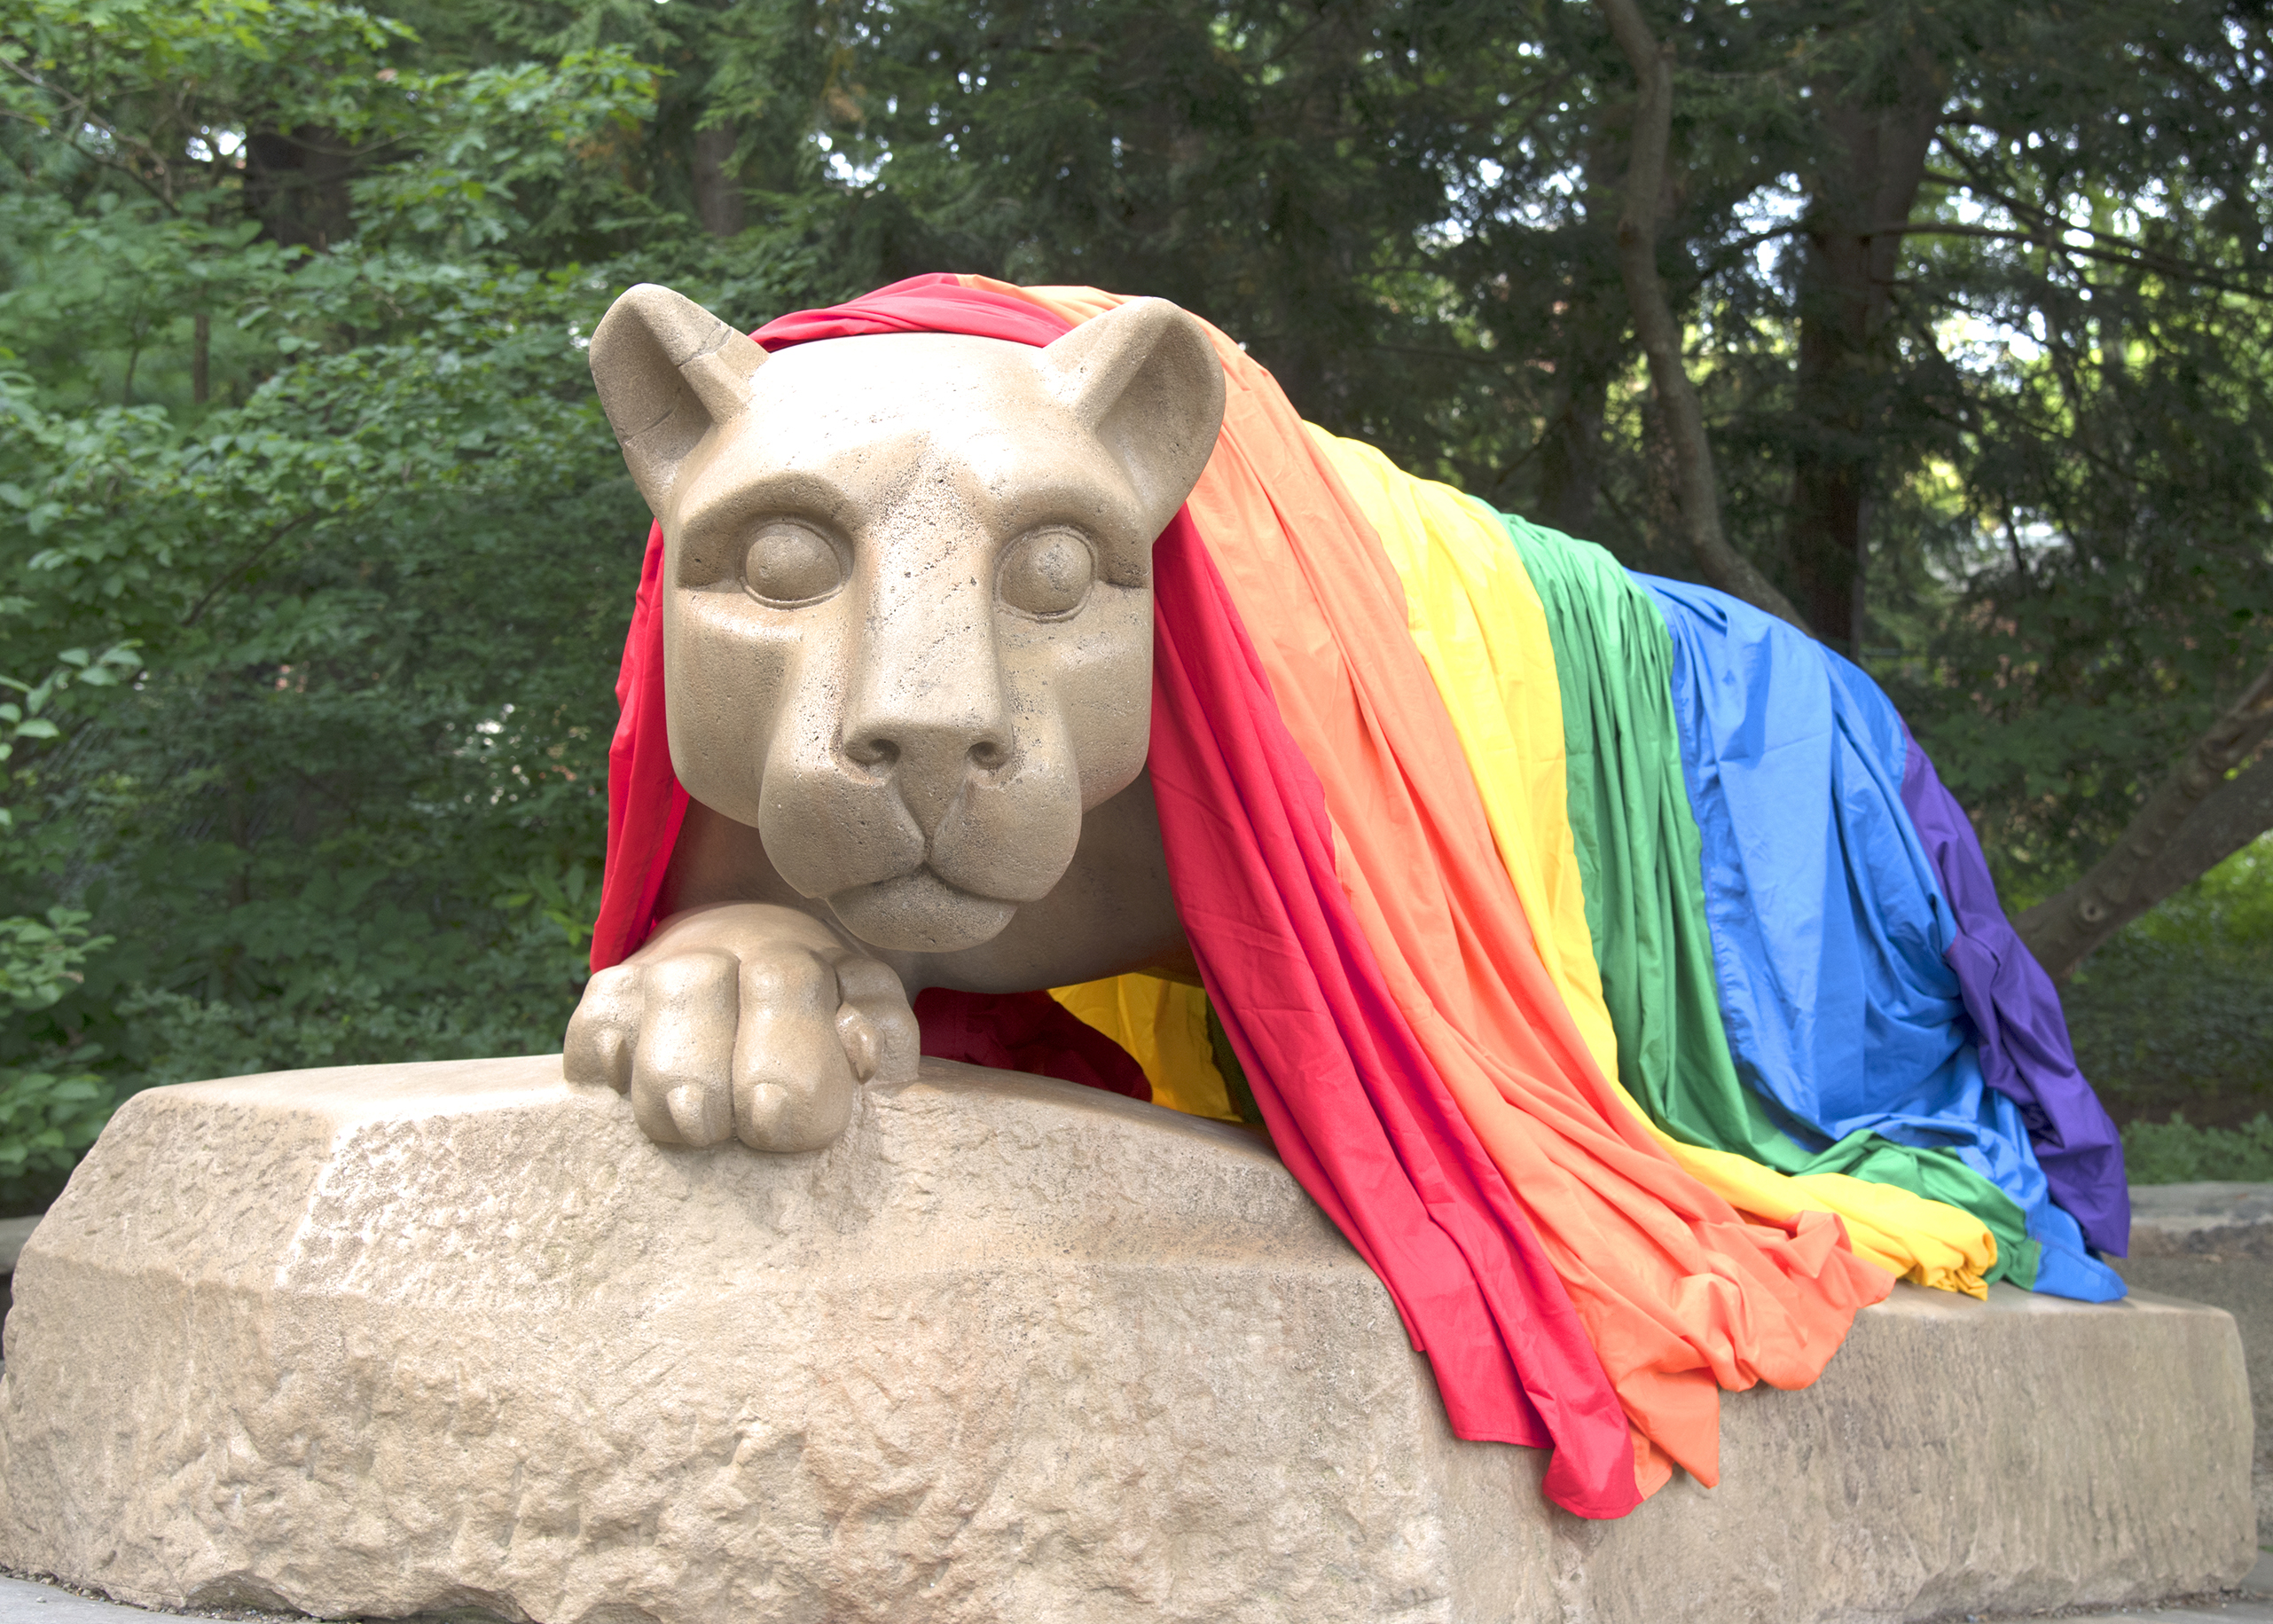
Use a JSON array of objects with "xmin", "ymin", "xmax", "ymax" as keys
[{"xmin": 1636, "ymin": 573, "xmax": 2122, "ymax": 1302}]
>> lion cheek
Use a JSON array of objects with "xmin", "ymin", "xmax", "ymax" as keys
[
  {"xmin": 924, "ymin": 768, "xmax": 1085, "ymax": 904},
  {"xmin": 756, "ymin": 764, "xmax": 929, "ymax": 901}
]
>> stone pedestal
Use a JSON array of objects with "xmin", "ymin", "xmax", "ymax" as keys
[{"xmin": 0, "ymin": 1056, "xmax": 2252, "ymax": 1623}]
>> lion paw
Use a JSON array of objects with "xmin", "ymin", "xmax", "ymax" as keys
[{"xmin": 562, "ymin": 903, "xmax": 918, "ymax": 1152}]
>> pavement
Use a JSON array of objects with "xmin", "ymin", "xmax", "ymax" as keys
[
  {"xmin": 2130, "ymin": 1184, "xmax": 2273, "ymax": 1254},
  {"xmin": 0, "ymin": 1578, "xmax": 158, "ymax": 1623}
]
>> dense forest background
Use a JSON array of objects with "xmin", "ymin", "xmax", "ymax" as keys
[{"xmin": 1, "ymin": 0, "xmax": 2269, "ymax": 1209}]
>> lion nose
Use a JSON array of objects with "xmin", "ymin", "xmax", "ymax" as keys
[
  {"xmin": 842, "ymin": 561, "xmax": 1015, "ymax": 834},
  {"xmin": 841, "ymin": 712, "xmax": 1012, "ymax": 833},
  {"xmin": 843, "ymin": 724, "xmax": 1007, "ymax": 773}
]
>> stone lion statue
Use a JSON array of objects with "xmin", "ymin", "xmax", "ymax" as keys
[
  {"xmin": 553, "ymin": 273, "xmax": 2132, "ymax": 1516},
  {"xmin": 562, "ymin": 284, "xmax": 1224, "ymax": 1154}
]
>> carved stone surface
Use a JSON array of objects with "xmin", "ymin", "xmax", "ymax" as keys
[{"xmin": 0, "ymin": 1057, "xmax": 2252, "ymax": 1624}]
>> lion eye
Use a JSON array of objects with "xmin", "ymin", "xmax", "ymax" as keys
[
  {"xmin": 741, "ymin": 523, "xmax": 843, "ymax": 607},
  {"xmin": 997, "ymin": 529, "xmax": 1094, "ymax": 619}
]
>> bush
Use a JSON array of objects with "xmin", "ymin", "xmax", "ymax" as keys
[
  {"xmin": 2121, "ymin": 1113, "xmax": 2273, "ymax": 1186},
  {"xmin": 0, "ymin": 1064, "xmax": 116, "ymax": 1211},
  {"xmin": 2063, "ymin": 837, "xmax": 2273, "ymax": 1128}
]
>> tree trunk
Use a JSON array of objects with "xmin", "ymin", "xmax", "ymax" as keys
[
  {"xmin": 243, "ymin": 128, "xmax": 357, "ymax": 251},
  {"xmin": 2133, "ymin": 754, "xmax": 2273, "ymax": 905},
  {"xmin": 1519, "ymin": 133, "xmax": 1632, "ymax": 546},
  {"xmin": 1593, "ymin": 0, "xmax": 1809, "ymax": 632},
  {"xmin": 1539, "ymin": 365, "xmax": 1611, "ymax": 540},
  {"xmin": 2016, "ymin": 660, "xmax": 2273, "ymax": 978},
  {"xmin": 692, "ymin": 123, "xmax": 747, "ymax": 238},
  {"xmin": 192, "ymin": 310, "xmax": 210, "ymax": 406},
  {"xmin": 1535, "ymin": 209, "xmax": 1625, "ymax": 540},
  {"xmin": 1780, "ymin": 76, "xmax": 1940, "ymax": 654}
]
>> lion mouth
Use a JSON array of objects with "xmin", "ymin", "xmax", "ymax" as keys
[{"xmin": 824, "ymin": 867, "xmax": 1021, "ymax": 953}]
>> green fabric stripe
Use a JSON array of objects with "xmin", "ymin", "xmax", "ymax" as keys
[{"xmin": 1488, "ymin": 509, "xmax": 2039, "ymax": 1288}]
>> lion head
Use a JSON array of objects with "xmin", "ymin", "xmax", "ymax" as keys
[{"xmin": 586, "ymin": 285, "xmax": 1225, "ymax": 953}]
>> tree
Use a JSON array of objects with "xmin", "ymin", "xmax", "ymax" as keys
[
  {"xmin": 1593, "ymin": 0, "xmax": 1806, "ymax": 628},
  {"xmin": 1, "ymin": 0, "xmax": 2269, "ymax": 1212},
  {"xmin": 1566, "ymin": 0, "xmax": 2273, "ymax": 977},
  {"xmin": 0, "ymin": 0, "xmax": 841, "ymax": 1209}
]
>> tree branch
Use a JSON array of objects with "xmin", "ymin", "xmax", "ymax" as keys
[
  {"xmin": 181, "ymin": 513, "xmax": 317, "ymax": 628},
  {"xmin": 1926, "ymin": 160, "xmax": 2273, "ymax": 297},
  {"xmin": 2016, "ymin": 658, "xmax": 2273, "ymax": 979},
  {"xmin": 0, "ymin": 54, "xmax": 184, "ymax": 211},
  {"xmin": 2134, "ymin": 753, "xmax": 2273, "ymax": 905},
  {"xmin": 1592, "ymin": 0, "xmax": 1811, "ymax": 633},
  {"xmin": 1888, "ymin": 220, "xmax": 2271, "ymax": 301},
  {"xmin": 1705, "ymin": 211, "xmax": 2272, "ymax": 302}
]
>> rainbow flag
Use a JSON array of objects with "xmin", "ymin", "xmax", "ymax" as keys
[{"xmin": 592, "ymin": 275, "xmax": 2129, "ymax": 1520}]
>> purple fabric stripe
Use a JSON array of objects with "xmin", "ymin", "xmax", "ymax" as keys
[{"xmin": 1897, "ymin": 724, "xmax": 2131, "ymax": 1255}]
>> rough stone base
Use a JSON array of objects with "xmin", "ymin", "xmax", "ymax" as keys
[{"xmin": 0, "ymin": 1056, "xmax": 2252, "ymax": 1624}]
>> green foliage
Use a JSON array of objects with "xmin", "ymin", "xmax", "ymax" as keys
[
  {"xmin": 0, "ymin": 898, "xmax": 113, "ymax": 1212},
  {"xmin": 2122, "ymin": 1115, "xmax": 2273, "ymax": 1187},
  {"xmin": 1809, "ymin": 9, "xmax": 2273, "ymax": 890},
  {"xmin": 496, "ymin": 859, "xmax": 598, "ymax": 952},
  {"xmin": 817, "ymin": 0, "xmax": 1527, "ymax": 469},
  {"xmin": 348, "ymin": 48, "xmax": 668, "ymax": 251},
  {"xmin": 0, "ymin": 0, "xmax": 2267, "ymax": 1213},
  {"xmin": 0, "ymin": 647, "xmax": 129, "ymax": 1199},
  {"xmin": 0, "ymin": 0, "xmax": 845, "ymax": 1212},
  {"xmin": 2065, "ymin": 838, "xmax": 2273, "ymax": 1129},
  {"xmin": 0, "ymin": 906, "xmax": 107, "ymax": 1011},
  {"xmin": 0, "ymin": 1063, "xmax": 115, "ymax": 1205}
]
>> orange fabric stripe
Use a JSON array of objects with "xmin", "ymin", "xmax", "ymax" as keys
[{"xmin": 973, "ymin": 277, "xmax": 1892, "ymax": 1495}]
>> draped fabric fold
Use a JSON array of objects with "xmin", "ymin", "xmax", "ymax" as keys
[
  {"xmin": 993, "ymin": 279, "xmax": 1891, "ymax": 1497},
  {"xmin": 590, "ymin": 517, "xmax": 687, "ymax": 974},
  {"xmin": 1304, "ymin": 436, "xmax": 2001, "ymax": 1297},
  {"xmin": 1641, "ymin": 577, "xmax": 2124, "ymax": 1301},
  {"xmin": 912, "ymin": 986, "xmax": 1151, "ymax": 1102},
  {"xmin": 1046, "ymin": 973, "xmax": 1240, "ymax": 1122},
  {"xmin": 1895, "ymin": 733, "xmax": 2131, "ymax": 1255},
  {"xmin": 1143, "ymin": 506, "xmax": 1644, "ymax": 1516},
  {"xmin": 587, "ymin": 271, "xmax": 2128, "ymax": 1521}
]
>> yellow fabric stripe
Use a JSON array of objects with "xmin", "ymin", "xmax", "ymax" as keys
[
  {"xmin": 1049, "ymin": 975, "xmax": 1242, "ymax": 1123},
  {"xmin": 1301, "ymin": 427, "xmax": 1620, "ymax": 1085},
  {"xmin": 1304, "ymin": 426, "xmax": 1995, "ymax": 1295}
]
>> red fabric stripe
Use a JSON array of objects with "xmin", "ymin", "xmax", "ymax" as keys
[
  {"xmin": 750, "ymin": 271, "xmax": 1077, "ymax": 352},
  {"xmin": 591, "ymin": 519, "xmax": 686, "ymax": 972},
  {"xmin": 1147, "ymin": 506, "xmax": 1638, "ymax": 1515},
  {"xmin": 913, "ymin": 987, "xmax": 1152, "ymax": 1102}
]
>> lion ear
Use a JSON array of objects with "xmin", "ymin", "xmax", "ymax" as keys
[
  {"xmin": 589, "ymin": 284, "xmax": 768, "ymax": 510},
  {"xmin": 1039, "ymin": 299, "xmax": 1227, "ymax": 530}
]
